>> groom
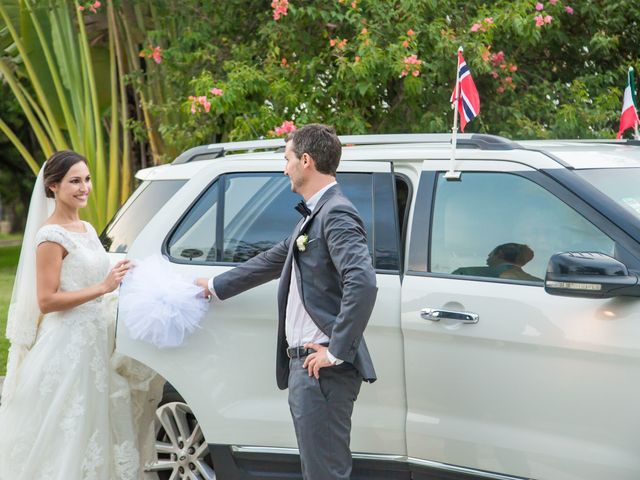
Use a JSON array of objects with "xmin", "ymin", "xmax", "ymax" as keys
[{"xmin": 196, "ymin": 123, "xmax": 377, "ymax": 479}]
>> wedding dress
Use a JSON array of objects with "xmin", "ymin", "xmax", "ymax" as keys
[{"xmin": 0, "ymin": 222, "xmax": 162, "ymax": 480}]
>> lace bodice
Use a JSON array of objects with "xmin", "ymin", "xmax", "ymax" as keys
[{"xmin": 35, "ymin": 222, "xmax": 110, "ymax": 294}]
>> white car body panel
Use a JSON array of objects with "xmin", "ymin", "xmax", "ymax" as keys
[{"xmin": 402, "ymin": 275, "xmax": 640, "ymax": 480}]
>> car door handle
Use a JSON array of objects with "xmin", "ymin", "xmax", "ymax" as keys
[{"xmin": 420, "ymin": 308, "xmax": 479, "ymax": 324}]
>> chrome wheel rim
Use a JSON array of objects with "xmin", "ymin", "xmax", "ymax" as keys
[{"xmin": 145, "ymin": 402, "xmax": 215, "ymax": 480}]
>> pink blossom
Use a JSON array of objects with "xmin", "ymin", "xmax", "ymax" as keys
[
  {"xmin": 351, "ymin": 0, "xmax": 357, "ymax": 8},
  {"xmin": 281, "ymin": 57, "xmax": 288, "ymax": 67},
  {"xmin": 89, "ymin": 1, "xmax": 101, "ymax": 13},
  {"xmin": 481, "ymin": 49, "xmax": 491, "ymax": 62},
  {"xmin": 361, "ymin": 28, "xmax": 368, "ymax": 34},
  {"xmin": 402, "ymin": 40, "xmax": 409, "ymax": 48},
  {"xmin": 271, "ymin": 0, "xmax": 289, "ymax": 20},
  {"xmin": 151, "ymin": 46, "xmax": 162, "ymax": 64},
  {"xmin": 535, "ymin": 2, "xmax": 544, "ymax": 11},
  {"xmin": 274, "ymin": 120, "xmax": 296, "ymax": 136},
  {"xmin": 484, "ymin": 17, "xmax": 493, "ymax": 24},
  {"xmin": 400, "ymin": 70, "xmax": 408, "ymax": 77},
  {"xmin": 403, "ymin": 54, "xmax": 422, "ymax": 65},
  {"xmin": 505, "ymin": 76, "xmax": 513, "ymax": 84},
  {"xmin": 470, "ymin": 23, "xmax": 482, "ymax": 32},
  {"xmin": 355, "ymin": 55, "xmax": 361, "ymax": 62},
  {"xmin": 543, "ymin": 15, "xmax": 553, "ymax": 23},
  {"xmin": 509, "ymin": 64, "xmax": 518, "ymax": 72},
  {"xmin": 188, "ymin": 96, "xmax": 197, "ymax": 114},
  {"xmin": 78, "ymin": 5, "xmax": 85, "ymax": 11},
  {"xmin": 549, "ymin": 0, "xmax": 557, "ymax": 4},
  {"xmin": 407, "ymin": 29, "xmax": 415, "ymax": 36},
  {"xmin": 412, "ymin": 70, "xmax": 419, "ymax": 77},
  {"xmin": 491, "ymin": 70, "xmax": 499, "ymax": 79},
  {"xmin": 329, "ymin": 39, "xmax": 337, "ymax": 47},
  {"xmin": 337, "ymin": 38, "xmax": 348, "ymax": 49},
  {"xmin": 210, "ymin": 88, "xmax": 223, "ymax": 96},
  {"xmin": 491, "ymin": 51, "xmax": 505, "ymax": 66},
  {"xmin": 565, "ymin": 6, "xmax": 574, "ymax": 14},
  {"xmin": 534, "ymin": 15, "xmax": 544, "ymax": 27},
  {"xmin": 497, "ymin": 86, "xmax": 505, "ymax": 94}
]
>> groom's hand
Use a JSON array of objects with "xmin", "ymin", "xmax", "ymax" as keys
[
  {"xmin": 195, "ymin": 278, "xmax": 212, "ymax": 298},
  {"xmin": 303, "ymin": 343, "xmax": 333, "ymax": 379}
]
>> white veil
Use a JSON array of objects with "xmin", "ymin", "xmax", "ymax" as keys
[{"xmin": 3, "ymin": 162, "xmax": 54, "ymax": 401}]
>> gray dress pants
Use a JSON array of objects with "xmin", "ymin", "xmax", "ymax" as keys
[{"xmin": 288, "ymin": 358, "xmax": 363, "ymax": 480}]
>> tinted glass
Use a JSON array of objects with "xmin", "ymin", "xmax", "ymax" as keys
[
  {"xmin": 222, "ymin": 174, "xmax": 299, "ymax": 262},
  {"xmin": 101, "ymin": 180, "xmax": 185, "ymax": 253},
  {"xmin": 167, "ymin": 172, "xmax": 376, "ymax": 265},
  {"xmin": 338, "ymin": 173, "xmax": 374, "ymax": 256},
  {"xmin": 167, "ymin": 181, "xmax": 219, "ymax": 262},
  {"xmin": 430, "ymin": 172, "xmax": 614, "ymax": 281},
  {"xmin": 576, "ymin": 168, "xmax": 640, "ymax": 220}
]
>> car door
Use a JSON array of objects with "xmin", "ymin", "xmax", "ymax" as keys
[
  {"xmin": 402, "ymin": 160, "xmax": 640, "ymax": 480},
  {"xmin": 116, "ymin": 158, "xmax": 406, "ymax": 459}
]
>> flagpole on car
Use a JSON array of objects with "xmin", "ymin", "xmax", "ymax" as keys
[
  {"xmin": 445, "ymin": 47, "xmax": 463, "ymax": 180},
  {"xmin": 632, "ymin": 67, "xmax": 640, "ymax": 140}
]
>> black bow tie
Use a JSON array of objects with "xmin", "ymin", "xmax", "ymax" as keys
[{"xmin": 295, "ymin": 201, "xmax": 312, "ymax": 218}]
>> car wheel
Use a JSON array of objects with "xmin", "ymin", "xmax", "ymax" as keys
[{"xmin": 145, "ymin": 401, "xmax": 216, "ymax": 480}]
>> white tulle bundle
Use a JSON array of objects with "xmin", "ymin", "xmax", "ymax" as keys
[{"xmin": 119, "ymin": 255, "xmax": 209, "ymax": 348}]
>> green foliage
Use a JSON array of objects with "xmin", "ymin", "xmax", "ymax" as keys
[
  {"xmin": 135, "ymin": 0, "xmax": 640, "ymax": 150},
  {"xmin": 0, "ymin": 244, "xmax": 20, "ymax": 376}
]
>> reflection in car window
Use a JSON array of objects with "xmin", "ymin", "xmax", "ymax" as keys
[
  {"xmin": 167, "ymin": 172, "xmax": 375, "ymax": 264},
  {"xmin": 101, "ymin": 180, "xmax": 186, "ymax": 253},
  {"xmin": 576, "ymin": 168, "xmax": 640, "ymax": 219},
  {"xmin": 168, "ymin": 181, "xmax": 219, "ymax": 262},
  {"xmin": 430, "ymin": 172, "xmax": 615, "ymax": 281}
]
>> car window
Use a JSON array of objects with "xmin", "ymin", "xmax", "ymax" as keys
[
  {"xmin": 576, "ymin": 168, "xmax": 640, "ymax": 220},
  {"xmin": 168, "ymin": 181, "xmax": 220, "ymax": 262},
  {"xmin": 167, "ymin": 172, "xmax": 376, "ymax": 265},
  {"xmin": 430, "ymin": 172, "xmax": 615, "ymax": 282},
  {"xmin": 101, "ymin": 180, "xmax": 186, "ymax": 253}
]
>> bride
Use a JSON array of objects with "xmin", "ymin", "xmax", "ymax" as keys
[{"xmin": 0, "ymin": 151, "xmax": 162, "ymax": 479}]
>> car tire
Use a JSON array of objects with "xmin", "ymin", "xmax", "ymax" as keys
[{"xmin": 145, "ymin": 385, "xmax": 216, "ymax": 480}]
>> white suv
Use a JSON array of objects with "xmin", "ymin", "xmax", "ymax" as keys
[{"xmin": 102, "ymin": 134, "xmax": 640, "ymax": 480}]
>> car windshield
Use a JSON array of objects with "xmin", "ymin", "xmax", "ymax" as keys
[{"xmin": 576, "ymin": 168, "xmax": 640, "ymax": 220}]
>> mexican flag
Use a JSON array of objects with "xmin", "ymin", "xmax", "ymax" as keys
[{"xmin": 617, "ymin": 67, "xmax": 639, "ymax": 139}]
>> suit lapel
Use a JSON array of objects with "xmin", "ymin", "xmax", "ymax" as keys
[{"xmin": 298, "ymin": 184, "xmax": 340, "ymax": 235}]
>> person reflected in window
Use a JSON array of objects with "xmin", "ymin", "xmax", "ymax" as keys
[{"xmin": 486, "ymin": 242, "xmax": 541, "ymax": 281}]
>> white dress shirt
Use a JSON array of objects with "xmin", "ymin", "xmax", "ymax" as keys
[
  {"xmin": 284, "ymin": 182, "xmax": 342, "ymax": 364},
  {"xmin": 209, "ymin": 181, "xmax": 342, "ymax": 364}
]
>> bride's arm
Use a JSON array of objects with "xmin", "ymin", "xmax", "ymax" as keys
[{"xmin": 36, "ymin": 241, "xmax": 129, "ymax": 314}]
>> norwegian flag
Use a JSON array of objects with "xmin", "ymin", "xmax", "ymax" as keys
[{"xmin": 450, "ymin": 50, "xmax": 480, "ymax": 132}]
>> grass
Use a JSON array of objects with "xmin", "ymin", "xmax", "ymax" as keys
[{"xmin": 0, "ymin": 244, "xmax": 21, "ymax": 376}]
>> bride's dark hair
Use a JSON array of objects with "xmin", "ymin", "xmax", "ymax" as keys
[{"xmin": 43, "ymin": 151, "xmax": 88, "ymax": 199}]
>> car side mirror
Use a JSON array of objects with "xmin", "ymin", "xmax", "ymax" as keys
[{"xmin": 545, "ymin": 252, "xmax": 640, "ymax": 298}]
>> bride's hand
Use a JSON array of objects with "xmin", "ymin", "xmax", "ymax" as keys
[{"xmin": 102, "ymin": 260, "xmax": 131, "ymax": 293}]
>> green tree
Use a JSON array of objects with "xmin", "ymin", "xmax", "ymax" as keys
[{"xmin": 135, "ymin": 0, "xmax": 639, "ymax": 150}]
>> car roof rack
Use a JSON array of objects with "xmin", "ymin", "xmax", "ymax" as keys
[{"xmin": 171, "ymin": 133, "xmax": 520, "ymax": 164}]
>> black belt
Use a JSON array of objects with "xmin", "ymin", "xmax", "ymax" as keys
[{"xmin": 286, "ymin": 343, "xmax": 329, "ymax": 359}]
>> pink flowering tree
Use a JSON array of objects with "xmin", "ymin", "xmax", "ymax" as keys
[
  {"xmin": 138, "ymin": 0, "xmax": 639, "ymax": 148},
  {"xmin": 2, "ymin": 0, "xmax": 640, "ymax": 195}
]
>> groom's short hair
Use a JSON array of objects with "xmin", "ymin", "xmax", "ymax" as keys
[{"xmin": 286, "ymin": 124, "xmax": 341, "ymax": 176}]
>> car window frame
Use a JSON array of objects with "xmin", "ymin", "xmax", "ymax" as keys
[
  {"xmin": 407, "ymin": 167, "xmax": 640, "ymax": 283},
  {"xmin": 163, "ymin": 170, "xmax": 401, "ymax": 274}
]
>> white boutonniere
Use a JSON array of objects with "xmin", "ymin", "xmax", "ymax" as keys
[{"xmin": 296, "ymin": 234, "xmax": 309, "ymax": 252}]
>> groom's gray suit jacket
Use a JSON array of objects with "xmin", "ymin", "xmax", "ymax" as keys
[{"xmin": 213, "ymin": 184, "xmax": 378, "ymax": 389}]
